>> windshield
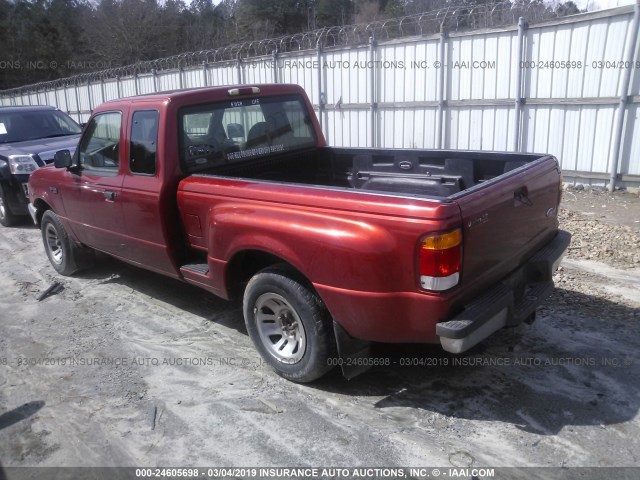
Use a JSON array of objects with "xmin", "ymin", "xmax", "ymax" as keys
[
  {"xmin": 179, "ymin": 94, "xmax": 317, "ymax": 173},
  {"xmin": 0, "ymin": 109, "xmax": 82, "ymax": 144}
]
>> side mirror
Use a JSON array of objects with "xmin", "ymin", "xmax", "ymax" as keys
[
  {"xmin": 227, "ymin": 123, "xmax": 245, "ymax": 139},
  {"xmin": 54, "ymin": 150, "xmax": 72, "ymax": 168}
]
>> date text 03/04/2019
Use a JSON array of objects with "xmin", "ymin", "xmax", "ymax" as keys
[{"xmin": 134, "ymin": 467, "xmax": 497, "ymax": 478}]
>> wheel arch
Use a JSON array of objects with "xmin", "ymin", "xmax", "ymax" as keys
[
  {"xmin": 32, "ymin": 198, "xmax": 52, "ymax": 227},
  {"xmin": 225, "ymin": 249, "xmax": 314, "ymax": 300}
]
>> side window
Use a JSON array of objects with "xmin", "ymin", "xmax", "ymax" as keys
[
  {"xmin": 77, "ymin": 112, "xmax": 122, "ymax": 174},
  {"xmin": 130, "ymin": 110, "xmax": 159, "ymax": 175}
]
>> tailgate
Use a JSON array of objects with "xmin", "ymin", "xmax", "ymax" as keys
[{"xmin": 454, "ymin": 157, "xmax": 562, "ymax": 292}]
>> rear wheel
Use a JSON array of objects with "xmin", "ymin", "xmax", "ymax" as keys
[
  {"xmin": 41, "ymin": 210, "xmax": 93, "ymax": 275},
  {"xmin": 243, "ymin": 266, "xmax": 336, "ymax": 383},
  {"xmin": 0, "ymin": 184, "xmax": 18, "ymax": 227}
]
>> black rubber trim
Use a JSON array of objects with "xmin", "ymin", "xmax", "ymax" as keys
[{"xmin": 436, "ymin": 284, "xmax": 513, "ymax": 339}]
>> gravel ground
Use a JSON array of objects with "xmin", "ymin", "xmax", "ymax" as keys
[
  {"xmin": 560, "ymin": 187, "xmax": 640, "ymax": 269},
  {"xmin": 0, "ymin": 189, "xmax": 638, "ymax": 472},
  {"xmin": 561, "ymin": 186, "xmax": 640, "ymax": 231}
]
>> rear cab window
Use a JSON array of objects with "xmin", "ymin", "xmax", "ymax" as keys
[{"xmin": 178, "ymin": 95, "xmax": 316, "ymax": 173}]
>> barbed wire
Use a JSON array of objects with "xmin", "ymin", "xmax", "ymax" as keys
[{"xmin": 1, "ymin": 1, "xmax": 566, "ymax": 96}]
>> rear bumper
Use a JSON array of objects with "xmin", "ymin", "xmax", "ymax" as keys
[{"xmin": 436, "ymin": 229, "xmax": 571, "ymax": 353}]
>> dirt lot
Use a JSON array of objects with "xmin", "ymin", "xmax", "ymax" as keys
[{"xmin": 0, "ymin": 188, "xmax": 639, "ymax": 471}]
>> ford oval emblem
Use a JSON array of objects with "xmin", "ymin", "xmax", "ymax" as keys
[{"xmin": 398, "ymin": 161, "xmax": 413, "ymax": 170}]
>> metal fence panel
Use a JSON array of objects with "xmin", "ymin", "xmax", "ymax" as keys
[
  {"xmin": 446, "ymin": 106, "xmax": 515, "ymax": 151},
  {"xmin": 621, "ymin": 104, "xmax": 640, "ymax": 175},
  {"xmin": 210, "ymin": 64, "xmax": 238, "ymax": 86},
  {"xmin": 104, "ymin": 80, "xmax": 119, "ymax": 102},
  {"xmin": 325, "ymin": 109, "xmax": 370, "ymax": 147},
  {"xmin": 632, "ymin": 33, "xmax": 640, "ymax": 95},
  {"xmin": 159, "ymin": 71, "xmax": 181, "ymax": 91},
  {"xmin": 379, "ymin": 43, "xmax": 410, "ymax": 103},
  {"xmin": 119, "ymin": 78, "xmax": 137, "ymax": 97},
  {"xmin": 137, "ymin": 74, "xmax": 155, "ymax": 94},
  {"xmin": 448, "ymin": 32, "xmax": 519, "ymax": 101},
  {"xmin": 277, "ymin": 52, "xmax": 321, "ymax": 105},
  {"xmin": 325, "ymin": 48, "xmax": 369, "ymax": 105},
  {"xmin": 524, "ymin": 104, "xmax": 616, "ymax": 172},
  {"xmin": 183, "ymin": 68, "xmax": 201, "ymax": 89},
  {"xmin": 378, "ymin": 107, "xmax": 438, "ymax": 148},
  {"xmin": 54, "ymin": 88, "xmax": 67, "ymax": 112},
  {"xmin": 407, "ymin": 40, "xmax": 440, "ymax": 102},
  {"xmin": 242, "ymin": 55, "xmax": 274, "ymax": 84}
]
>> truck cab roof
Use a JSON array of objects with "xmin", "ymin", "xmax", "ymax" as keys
[{"xmin": 97, "ymin": 84, "xmax": 306, "ymax": 111}]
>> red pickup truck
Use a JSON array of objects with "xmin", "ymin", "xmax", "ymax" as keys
[{"xmin": 28, "ymin": 84, "xmax": 570, "ymax": 382}]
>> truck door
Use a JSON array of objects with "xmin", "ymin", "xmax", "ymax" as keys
[
  {"xmin": 119, "ymin": 109, "xmax": 181, "ymax": 277},
  {"xmin": 60, "ymin": 111, "xmax": 126, "ymax": 256}
]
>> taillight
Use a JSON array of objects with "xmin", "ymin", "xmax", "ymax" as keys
[{"xmin": 418, "ymin": 228, "xmax": 462, "ymax": 291}]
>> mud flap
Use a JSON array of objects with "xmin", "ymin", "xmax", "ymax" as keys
[{"xmin": 333, "ymin": 321, "xmax": 371, "ymax": 380}]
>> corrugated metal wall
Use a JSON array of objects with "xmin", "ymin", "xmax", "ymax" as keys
[{"xmin": 2, "ymin": 5, "xmax": 639, "ymax": 185}]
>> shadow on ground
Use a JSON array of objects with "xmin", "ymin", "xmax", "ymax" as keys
[
  {"xmin": 0, "ymin": 402, "xmax": 45, "ymax": 432},
  {"xmin": 72, "ymin": 254, "xmax": 245, "ymax": 334},
  {"xmin": 312, "ymin": 287, "xmax": 639, "ymax": 436}
]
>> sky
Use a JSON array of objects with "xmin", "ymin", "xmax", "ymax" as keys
[{"xmin": 575, "ymin": 0, "xmax": 637, "ymax": 10}]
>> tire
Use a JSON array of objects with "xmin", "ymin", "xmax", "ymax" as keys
[
  {"xmin": 243, "ymin": 266, "xmax": 336, "ymax": 383},
  {"xmin": 40, "ymin": 210, "xmax": 93, "ymax": 275},
  {"xmin": 0, "ymin": 184, "xmax": 19, "ymax": 227}
]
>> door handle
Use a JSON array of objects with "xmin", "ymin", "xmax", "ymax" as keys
[
  {"xmin": 513, "ymin": 186, "xmax": 532, "ymax": 206},
  {"xmin": 103, "ymin": 191, "xmax": 116, "ymax": 201}
]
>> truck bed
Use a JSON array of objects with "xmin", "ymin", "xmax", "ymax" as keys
[
  {"xmin": 199, "ymin": 147, "xmax": 550, "ymax": 199},
  {"xmin": 183, "ymin": 146, "xmax": 562, "ymax": 304}
]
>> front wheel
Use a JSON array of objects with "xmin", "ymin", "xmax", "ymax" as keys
[
  {"xmin": 243, "ymin": 266, "xmax": 336, "ymax": 383},
  {"xmin": 0, "ymin": 184, "xmax": 19, "ymax": 227},
  {"xmin": 41, "ymin": 210, "xmax": 93, "ymax": 275}
]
